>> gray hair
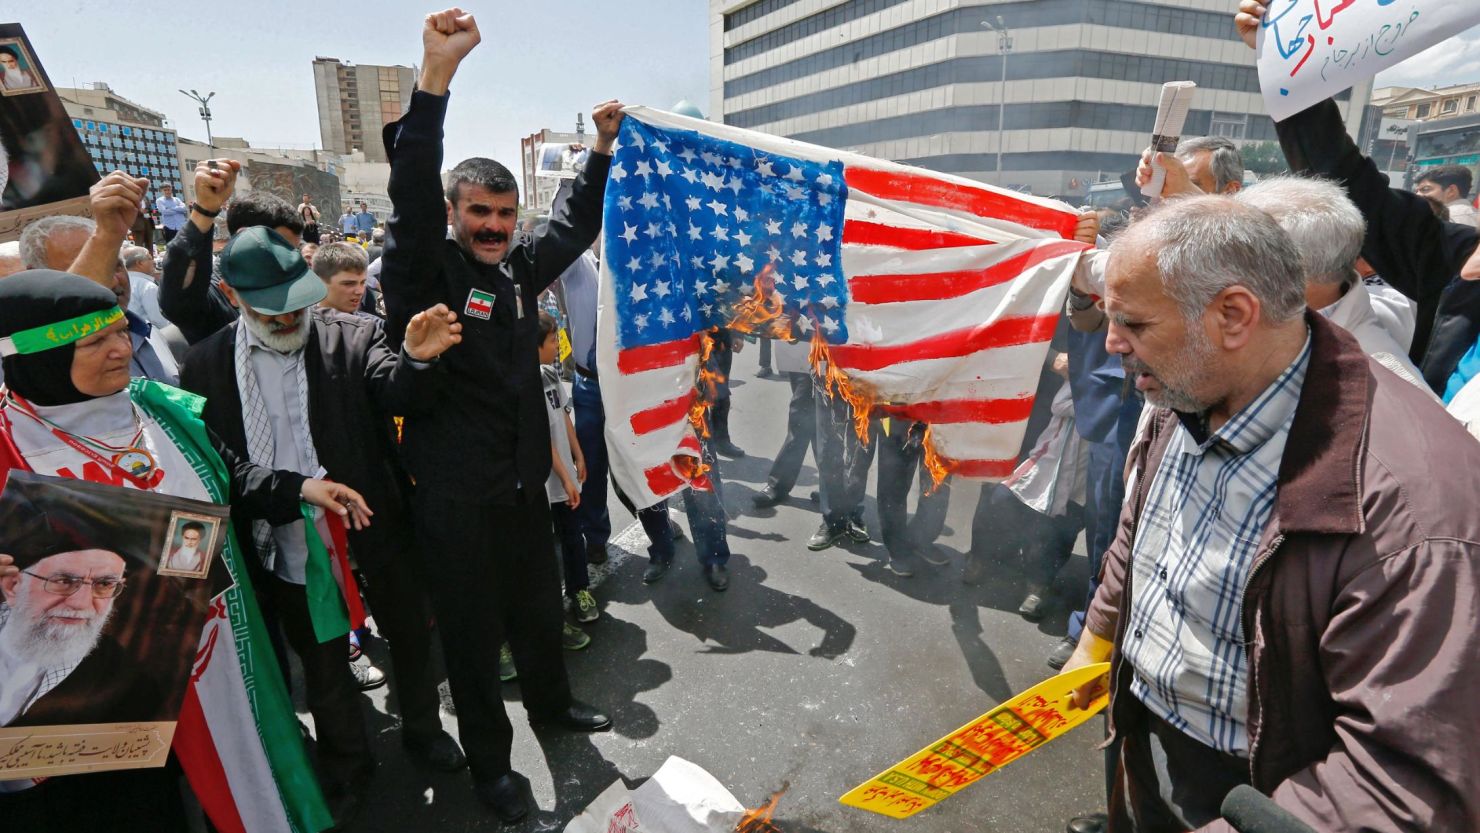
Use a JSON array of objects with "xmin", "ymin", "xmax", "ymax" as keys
[
  {"xmin": 1177, "ymin": 136, "xmax": 1245, "ymax": 193},
  {"xmin": 121, "ymin": 246, "xmax": 153, "ymax": 270},
  {"xmin": 19, "ymin": 215, "xmax": 96, "ymax": 269},
  {"xmin": 1115, "ymin": 195, "xmax": 1308, "ymax": 325},
  {"xmin": 1236, "ymin": 176, "xmax": 1365, "ymax": 286}
]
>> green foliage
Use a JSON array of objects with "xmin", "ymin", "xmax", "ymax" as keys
[{"xmin": 1241, "ymin": 141, "xmax": 1290, "ymax": 176}]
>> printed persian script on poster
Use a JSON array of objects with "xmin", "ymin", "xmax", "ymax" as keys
[
  {"xmin": 839, "ymin": 663, "xmax": 1111, "ymax": 819},
  {"xmin": 0, "ymin": 23, "xmax": 98, "ymax": 242},
  {"xmin": 1257, "ymin": 0, "xmax": 1480, "ymax": 122},
  {"xmin": 0, "ymin": 472, "xmax": 229, "ymax": 780}
]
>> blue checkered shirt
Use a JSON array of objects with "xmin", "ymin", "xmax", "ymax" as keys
[{"xmin": 1123, "ymin": 333, "xmax": 1311, "ymax": 755}]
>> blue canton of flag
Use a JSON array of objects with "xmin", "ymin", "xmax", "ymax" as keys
[{"xmin": 604, "ymin": 117, "xmax": 850, "ymax": 349}]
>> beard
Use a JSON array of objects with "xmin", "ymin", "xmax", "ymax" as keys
[
  {"xmin": 0, "ymin": 581, "xmax": 114, "ymax": 671},
  {"xmin": 243, "ymin": 309, "xmax": 311, "ymax": 354},
  {"xmin": 1123, "ymin": 324, "xmax": 1217, "ymax": 414}
]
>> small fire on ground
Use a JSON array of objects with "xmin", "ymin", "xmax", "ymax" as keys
[{"xmin": 735, "ymin": 782, "xmax": 790, "ymax": 833}]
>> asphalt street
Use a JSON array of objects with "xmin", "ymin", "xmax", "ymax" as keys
[{"xmin": 332, "ymin": 343, "xmax": 1105, "ymax": 833}]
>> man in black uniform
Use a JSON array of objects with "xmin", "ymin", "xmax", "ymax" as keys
[{"xmin": 379, "ymin": 8, "xmax": 618, "ymax": 822}]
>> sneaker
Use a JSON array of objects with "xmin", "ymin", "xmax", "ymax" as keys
[
  {"xmin": 498, "ymin": 643, "xmax": 518, "ymax": 682},
  {"xmin": 807, "ymin": 521, "xmax": 846, "ymax": 551},
  {"xmin": 887, "ymin": 551, "xmax": 919, "ymax": 577},
  {"xmin": 756, "ymin": 367, "xmax": 775, "ymax": 378},
  {"xmin": 572, "ymin": 589, "xmax": 600, "ymax": 623},
  {"xmin": 562, "ymin": 623, "xmax": 591, "ymax": 651},
  {"xmin": 1018, "ymin": 588, "xmax": 1051, "ymax": 622},
  {"xmin": 916, "ymin": 544, "xmax": 951, "ymax": 566},
  {"xmin": 845, "ymin": 516, "xmax": 870, "ymax": 544},
  {"xmin": 349, "ymin": 654, "xmax": 386, "ymax": 691}
]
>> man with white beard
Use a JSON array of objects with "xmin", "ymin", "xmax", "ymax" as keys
[
  {"xmin": 164, "ymin": 522, "xmax": 205, "ymax": 572},
  {"xmin": 0, "ymin": 548, "xmax": 131, "ymax": 726}
]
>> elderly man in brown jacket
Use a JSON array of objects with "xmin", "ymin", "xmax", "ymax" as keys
[{"xmin": 1061, "ymin": 196, "xmax": 1480, "ymax": 832}]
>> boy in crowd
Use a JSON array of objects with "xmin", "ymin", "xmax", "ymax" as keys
[{"xmin": 312, "ymin": 242, "xmax": 372, "ymax": 316}]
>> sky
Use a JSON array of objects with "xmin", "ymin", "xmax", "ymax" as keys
[
  {"xmin": 7, "ymin": 1, "xmax": 1480, "ymax": 176},
  {"xmin": 9, "ymin": 0, "xmax": 710, "ymax": 170}
]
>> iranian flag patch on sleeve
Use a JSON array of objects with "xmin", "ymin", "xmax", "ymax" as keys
[{"xmin": 464, "ymin": 288, "xmax": 495, "ymax": 320}]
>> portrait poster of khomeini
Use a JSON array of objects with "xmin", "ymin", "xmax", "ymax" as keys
[{"xmin": 0, "ymin": 472, "xmax": 226, "ymax": 746}]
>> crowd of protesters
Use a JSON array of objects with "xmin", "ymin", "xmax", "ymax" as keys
[{"xmin": 1, "ymin": 3, "xmax": 1479, "ymax": 833}]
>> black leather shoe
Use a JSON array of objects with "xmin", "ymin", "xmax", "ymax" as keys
[
  {"xmin": 960, "ymin": 553, "xmax": 987, "ymax": 585},
  {"xmin": 531, "ymin": 701, "xmax": 612, "ymax": 732},
  {"xmin": 403, "ymin": 731, "xmax": 467, "ymax": 772},
  {"xmin": 713, "ymin": 438, "xmax": 747, "ymax": 458},
  {"xmin": 1066, "ymin": 812, "xmax": 1108, "ymax": 833},
  {"xmin": 704, "ymin": 563, "xmax": 730, "ymax": 591},
  {"xmin": 916, "ymin": 544, "xmax": 951, "ymax": 566},
  {"xmin": 1019, "ymin": 590, "xmax": 1050, "ymax": 622},
  {"xmin": 475, "ymin": 772, "xmax": 529, "ymax": 824},
  {"xmin": 887, "ymin": 551, "xmax": 919, "ymax": 577},
  {"xmin": 756, "ymin": 366, "xmax": 775, "ymax": 378},
  {"xmin": 1047, "ymin": 635, "xmax": 1078, "ymax": 671},
  {"xmin": 643, "ymin": 559, "xmax": 670, "ymax": 584},
  {"xmin": 751, "ymin": 484, "xmax": 787, "ymax": 508}
]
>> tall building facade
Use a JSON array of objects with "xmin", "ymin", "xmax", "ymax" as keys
[
  {"xmin": 709, "ymin": 0, "xmax": 1371, "ymax": 199},
  {"xmin": 312, "ymin": 57, "xmax": 415, "ymax": 163},
  {"xmin": 57, "ymin": 84, "xmax": 183, "ymax": 206},
  {"xmin": 519, "ymin": 129, "xmax": 586, "ymax": 213}
]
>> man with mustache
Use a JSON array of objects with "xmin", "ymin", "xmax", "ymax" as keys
[
  {"xmin": 377, "ymin": 7, "xmax": 620, "ymax": 821},
  {"xmin": 1059, "ymin": 196, "xmax": 1480, "ymax": 831},
  {"xmin": 0, "ymin": 547, "xmax": 160, "ymax": 728}
]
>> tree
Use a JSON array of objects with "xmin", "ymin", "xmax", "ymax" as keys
[{"xmin": 1240, "ymin": 141, "xmax": 1289, "ymax": 176}]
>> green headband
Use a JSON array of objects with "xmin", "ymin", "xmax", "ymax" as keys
[{"xmin": 0, "ymin": 307, "xmax": 126, "ymax": 357}]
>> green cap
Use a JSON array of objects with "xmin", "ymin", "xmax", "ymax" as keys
[{"xmin": 219, "ymin": 226, "xmax": 326, "ymax": 315}]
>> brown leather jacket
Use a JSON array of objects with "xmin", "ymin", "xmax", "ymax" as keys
[{"xmin": 1086, "ymin": 312, "xmax": 1480, "ymax": 832}]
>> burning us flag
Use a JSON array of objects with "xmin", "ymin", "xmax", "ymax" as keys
[{"xmin": 597, "ymin": 107, "xmax": 1088, "ymax": 509}]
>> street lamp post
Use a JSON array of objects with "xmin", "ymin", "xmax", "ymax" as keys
[
  {"xmin": 983, "ymin": 17, "xmax": 1012, "ymax": 185},
  {"xmin": 179, "ymin": 88, "xmax": 215, "ymax": 151}
]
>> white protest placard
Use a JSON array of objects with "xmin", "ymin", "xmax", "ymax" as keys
[{"xmin": 1257, "ymin": 0, "xmax": 1480, "ymax": 122}]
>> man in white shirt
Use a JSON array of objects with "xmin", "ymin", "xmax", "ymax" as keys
[
  {"xmin": 1414, "ymin": 165, "xmax": 1479, "ymax": 228},
  {"xmin": 122, "ymin": 246, "xmax": 170, "ymax": 330}
]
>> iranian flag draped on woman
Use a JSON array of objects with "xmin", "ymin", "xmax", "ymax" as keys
[{"xmin": 0, "ymin": 270, "xmax": 373, "ymax": 833}]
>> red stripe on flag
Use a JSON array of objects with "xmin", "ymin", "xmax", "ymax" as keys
[
  {"xmin": 326, "ymin": 515, "xmax": 366, "ymax": 631},
  {"xmin": 845, "ymin": 167, "xmax": 1080, "ymax": 237},
  {"xmin": 617, "ymin": 334, "xmax": 702, "ymax": 374},
  {"xmin": 174, "ymin": 686, "xmax": 249, "ymax": 833},
  {"xmin": 829, "ymin": 314, "xmax": 1059, "ymax": 372},
  {"xmin": 645, "ymin": 461, "xmax": 687, "ymax": 496},
  {"xmin": 880, "ymin": 396, "xmax": 1036, "ymax": 425},
  {"xmin": 677, "ymin": 434, "xmax": 701, "ymax": 455},
  {"xmin": 843, "ymin": 219, "xmax": 990, "ymax": 250},
  {"xmin": 630, "ymin": 390, "xmax": 697, "ymax": 436},
  {"xmin": 849, "ymin": 240, "xmax": 1087, "ymax": 305},
  {"xmin": 948, "ymin": 458, "xmax": 1020, "ymax": 478}
]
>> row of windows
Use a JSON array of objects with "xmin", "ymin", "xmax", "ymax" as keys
[
  {"xmin": 725, "ymin": 0, "xmax": 1242, "ymax": 98},
  {"xmin": 70, "ymin": 119, "xmax": 173, "ymax": 143},
  {"xmin": 87, "ymin": 157, "xmax": 181, "ymax": 185},
  {"xmin": 90, "ymin": 147, "xmax": 176, "ymax": 166},
  {"xmin": 726, "ymin": 50, "xmax": 1288, "ymax": 128},
  {"xmin": 723, "ymin": 0, "xmax": 805, "ymax": 31},
  {"xmin": 79, "ymin": 132, "xmax": 174, "ymax": 156},
  {"xmin": 783, "ymin": 101, "xmax": 1277, "ymax": 148},
  {"xmin": 725, "ymin": 0, "xmax": 912, "ymax": 64},
  {"xmin": 903, "ymin": 149, "xmax": 1144, "ymax": 176}
]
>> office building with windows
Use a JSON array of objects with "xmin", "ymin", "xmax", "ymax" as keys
[
  {"xmin": 710, "ymin": 0, "xmax": 1371, "ymax": 199},
  {"xmin": 313, "ymin": 57, "xmax": 415, "ymax": 164},
  {"xmin": 57, "ymin": 84, "xmax": 184, "ymax": 205}
]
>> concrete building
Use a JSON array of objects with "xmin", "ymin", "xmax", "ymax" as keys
[
  {"xmin": 58, "ymin": 83, "xmax": 183, "ymax": 205},
  {"xmin": 312, "ymin": 57, "xmax": 415, "ymax": 164},
  {"xmin": 1374, "ymin": 82, "xmax": 1480, "ymax": 123},
  {"xmin": 709, "ymin": 0, "xmax": 1371, "ymax": 200},
  {"xmin": 177, "ymin": 137, "xmax": 341, "ymax": 223},
  {"xmin": 519, "ymin": 128, "xmax": 586, "ymax": 213}
]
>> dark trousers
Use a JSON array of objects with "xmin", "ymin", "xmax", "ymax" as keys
[
  {"xmin": 413, "ymin": 491, "xmax": 572, "ymax": 781},
  {"xmin": 1068, "ymin": 437, "xmax": 1132, "ymax": 642},
  {"xmin": 571, "ymin": 372, "xmax": 676, "ymax": 563},
  {"xmin": 267, "ymin": 577, "xmax": 373, "ymax": 790},
  {"xmin": 765, "ymin": 372, "xmax": 816, "ymax": 494},
  {"xmin": 679, "ymin": 442, "xmax": 730, "ymax": 567},
  {"xmin": 551, "ymin": 500, "xmax": 589, "ymax": 596},
  {"xmin": 758, "ymin": 337, "xmax": 772, "ymax": 371},
  {"xmin": 875, "ymin": 420, "xmax": 951, "ymax": 558},
  {"xmin": 160, "ymin": 226, "xmax": 178, "ymax": 243},
  {"xmin": 814, "ymin": 378, "xmax": 876, "ymax": 527},
  {"xmin": 968, "ymin": 484, "xmax": 1084, "ymax": 587},
  {"xmin": 0, "ymin": 766, "xmax": 186, "ymax": 832},
  {"xmin": 1109, "ymin": 695, "xmax": 1250, "ymax": 831},
  {"xmin": 351, "ymin": 527, "xmax": 443, "ymax": 744}
]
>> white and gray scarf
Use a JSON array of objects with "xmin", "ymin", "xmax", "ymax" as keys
[{"xmin": 234, "ymin": 316, "xmax": 320, "ymax": 571}]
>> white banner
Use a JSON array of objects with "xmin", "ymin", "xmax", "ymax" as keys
[{"xmin": 1257, "ymin": 0, "xmax": 1480, "ymax": 122}]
